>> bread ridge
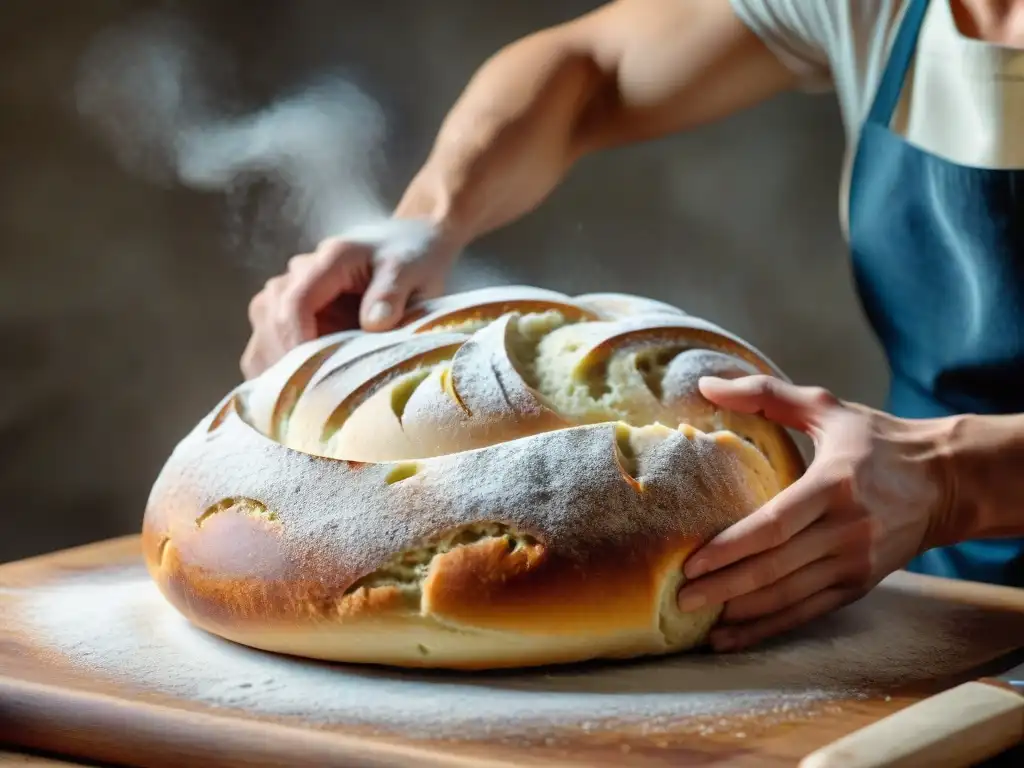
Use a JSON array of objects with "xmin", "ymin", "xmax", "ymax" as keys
[{"xmin": 142, "ymin": 286, "xmax": 806, "ymax": 669}]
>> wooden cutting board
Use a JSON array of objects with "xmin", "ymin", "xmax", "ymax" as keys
[{"xmin": 3, "ymin": 536, "xmax": 1024, "ymax": 768}]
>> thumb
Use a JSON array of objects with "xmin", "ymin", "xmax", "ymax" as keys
[
  {"xmin": 360, "ymin": 259, "xmax": 418, "ymax": 331},
  {"xmin": 697, "ymin": 374, "xmax": 839, "ymax": 432}
]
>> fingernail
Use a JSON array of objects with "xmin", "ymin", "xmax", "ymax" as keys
[
  {"xmin": 366, "ymin": 300, "xmax": 392, "ymax": 325},
  {"xmin": 677, "ymin": 593, "xmax": 707, "ymax": 612},
  {"xmin": 686, "ymin": 559, "xmax": 708, "ymax": 579}
]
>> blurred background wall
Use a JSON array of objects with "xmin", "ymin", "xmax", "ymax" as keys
[{"xmin": 0, "ymin": 0, "xmax": 886, "ymax": 563}]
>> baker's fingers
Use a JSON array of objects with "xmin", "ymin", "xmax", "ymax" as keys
[
  {"xmin": 239, "ymin": 332, "xmax": 264, "ymax": 379},
  {"xmin": 275, "ymin": 239, "xmax": 373, "ymax": 345},
  {"xmin": 677, "ymin": 518, "xmax": 842, "ymax": 612},
  {"xmin": 360, "ymin": 258, "xmax": 422, "ymax": 331},
  {"xmin": 683, "ymin": 472, "xmax": 832, "ymax": 580},
  {"xmin": 314, "ymin": 292, "xmax": 362, "ymax": 336},
  {"xmin": 719, "ymin": 555, "xmax": 847, "ymax": 623},
  {"xmin": 697, "ymin": 375, "xmax": 840, "ymax": 433},
  {"xmin": 709, "ymin": 586, "xmax": 857, "ymax": 652},
  {"xmin": 243, "ymin": 280, "xmax": 289, "ymax": 378},
  {"xmin": 286, "ymin": 252, "xmax": 314, "ymax": 274}
]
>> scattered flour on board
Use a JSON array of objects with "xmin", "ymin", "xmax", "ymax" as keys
[{"xmin": 11, "ymin": 566, "xmax": 993, "ymax": 739}]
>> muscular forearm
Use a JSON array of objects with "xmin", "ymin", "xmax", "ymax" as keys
[
  {"xmin": 393, "ymin": 26, "xmax": 604, "ymax": 247},
  {"xmin": 392, "ymin": 0, "xmax": 795, "ymax": 250},
  {"xmin": 943, "ymin": 413, "xmax": 1024, "ymax": 542}
]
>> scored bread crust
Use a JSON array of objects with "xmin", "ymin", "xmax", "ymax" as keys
[{"xmin": 142, "ymin": 286, "xmax": 806, "ymax": 670}]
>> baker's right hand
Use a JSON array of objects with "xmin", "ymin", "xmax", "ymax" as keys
[{"xmin": 240, "ymin": 218, "xmax": 456, "ymax": 379}]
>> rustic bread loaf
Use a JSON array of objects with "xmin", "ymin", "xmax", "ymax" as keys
[{"xmin": 142, "ymin": 286, "xmax": 805, "ymax": 670}]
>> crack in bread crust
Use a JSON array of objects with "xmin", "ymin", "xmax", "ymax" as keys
[{"xmin": 142, "ymin": 286, "xmax": 807, "ymax": 670}]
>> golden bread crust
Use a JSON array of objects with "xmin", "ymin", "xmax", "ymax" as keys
[{"xmin": 142, "ymin": 286, "xmax": 806, "ymax": 669}]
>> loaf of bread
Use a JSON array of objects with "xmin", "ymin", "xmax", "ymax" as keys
[{"xmin": 142, "ymin": 286, "xmax": 805, "ymax": 670}]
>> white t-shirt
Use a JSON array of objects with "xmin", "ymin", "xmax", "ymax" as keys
[{"xmin": 728, "ymin": 0, "xmax": 1024, "ymax": 236}]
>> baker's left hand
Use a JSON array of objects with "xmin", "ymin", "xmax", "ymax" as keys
[{"xmin": 675, "ymin": 375, "xmax": 956, "ymax": 652}]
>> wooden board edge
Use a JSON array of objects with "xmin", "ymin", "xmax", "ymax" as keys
[
  {"xmin": 0, "ymin": 537, "xmax": 141, "ymax": 578},
  {"xmin": 0, "ymin": 676, "xmax": 555, "ymax": 768}
]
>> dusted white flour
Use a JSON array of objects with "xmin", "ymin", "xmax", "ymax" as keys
[{"xmin": 10, "ymin": 565, "xmax": 1004, "ymax": 740}]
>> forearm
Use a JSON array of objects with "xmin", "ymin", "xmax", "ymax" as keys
[
  {"xmin": 943, "ymin": 413, "xmax": 1024, "ymax": 542},
  {"xmin": 392, "ymin": 0, "xmax": 795, "ymax": 251},
  {"xmin": 393, "ymin": 26, "xmax": 603, "ymax": 248}
]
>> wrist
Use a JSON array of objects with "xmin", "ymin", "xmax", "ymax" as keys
[
  {"xmin": 939, "ymin": 412, "xmax": 1024, "ymax": 544},
  {"xmin": 393, "ymin": 166, "xmax": 476, "ymax": 257},
  {"xmin": 920, "ymin": 414, "xmax": 968, "ymax": 549},
  {"xmin": 339, "ymin": 183, "xmax": 463, "ymax": 270}
]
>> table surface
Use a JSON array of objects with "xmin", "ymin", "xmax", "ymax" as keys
[{"xmin": 5, "ymin": 537, "xmax": 1024, "ymax": 768}]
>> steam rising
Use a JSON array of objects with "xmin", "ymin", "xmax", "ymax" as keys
[
  {"xmin": 73, "ymin": 11, "xmax": 391, "ymax": 260},
  {"xmin": 173, "ymin": 78, "xmax": 389, "ymax": 239},
  {"xmin": 72, "ymin": 10, "xmax": 508, "ymax": 288}
]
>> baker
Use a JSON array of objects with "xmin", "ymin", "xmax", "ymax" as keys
[{"xmin": 239, "ymin": 0, "xmax": 1024, "ymax": 652}]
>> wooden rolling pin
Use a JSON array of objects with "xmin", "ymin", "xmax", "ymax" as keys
[{"xmin": 799, "ymin": 671, "xmax": 1024, "ymax": 768}]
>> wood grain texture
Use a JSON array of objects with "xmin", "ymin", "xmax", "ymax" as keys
[
  {"xmin": 0, "ymin": 757, "xmax": 89, "ymax": 768},
  {"xmin": 3, "ymin": 536, "xmax": 1024, "ymax": 768}
]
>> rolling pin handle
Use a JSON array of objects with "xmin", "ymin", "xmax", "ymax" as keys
[{"xmin": 798, "ymin": 680, "xmax": 1024, "ymax": 768}]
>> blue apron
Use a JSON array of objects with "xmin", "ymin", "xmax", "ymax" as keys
[{"xmin": 847, "ymin": 0, "xmax": 1024, "ymax": 586}]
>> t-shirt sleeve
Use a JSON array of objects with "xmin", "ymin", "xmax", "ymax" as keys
[{"xmin": 728, "ymin": 0, "xmax": 837, "ymax": 91}]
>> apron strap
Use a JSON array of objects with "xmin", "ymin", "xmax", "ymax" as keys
[{"xmin": 866, "ymin": 0, "xmax": 932, "ymax": 126}]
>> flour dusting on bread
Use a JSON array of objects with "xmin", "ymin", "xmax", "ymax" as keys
[{"xmin": 141, "ymin": 286, "xmax": 806, "ymax": 669}]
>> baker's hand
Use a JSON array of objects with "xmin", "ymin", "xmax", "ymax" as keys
[
  {"xmin": 675, "ymin": 375, "xmax": 955, "ymax": 652},
  {"xmin": 241, "ymin": 218, "xmax": 457, "ymax": 379}
]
